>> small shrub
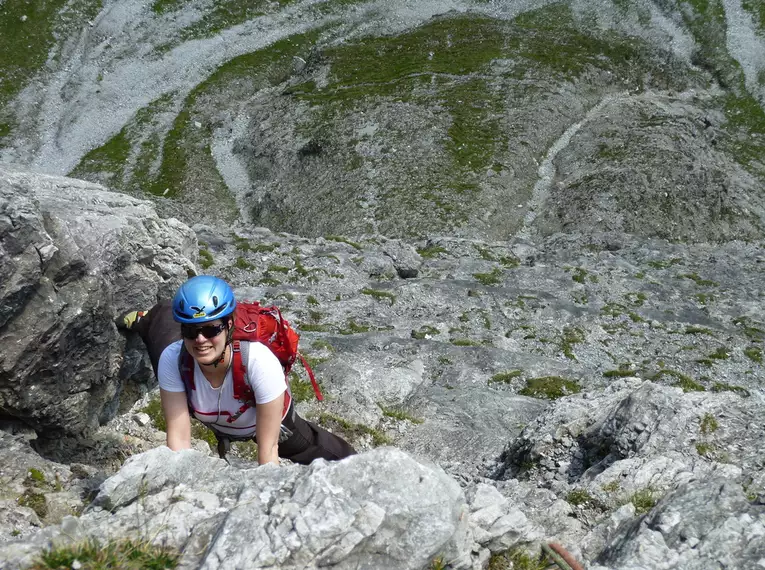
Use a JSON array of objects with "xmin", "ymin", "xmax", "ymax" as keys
[
  {"xmin": 519, "ymin": 376, "xmax": 581, "ymax": 400},
  {"xmin": 603, "ymin": 368, "xmax": 634, "ymax": 378},
  {"xmin": 560, "ymin": 326, "xmax": 585, "ymax": 360},
  {"xmin": 696, "ymin": 442, "xmax": 714, "ymax": 457},
  {"xmin": 700, "ymin": 413, "xmax": 719, "ymax": 434},
  {"xmin": 651, "ymin": 369, "xmax": 705, "ymax": 392},
  {"xmin": 630, "ymin": 488, "xmax": 656, "ymax": 514},
  {"xmin": 601, "ymin": 481, "xmax": 620, "ymax": 493},
  {"xmin": 566, "ymin": 489, "xmax": 593, "ymax": 506},
  {"xmin": 190, "ymin": 420, "xmax": 218, "ymax": 450},
  {"xmin": 311, "ymin": 339, "xmax": 334, "ymax": 351},
  {"xmin": 685, "ymin": 326, "xmax": 714, "ymax": 335},
  {"xmin": 450, "ymin": 338, "xmax": 480, "ymax": 346},
  {"xmin": 18, "ymin": 490, "xmax": 47, "ymax": 519},
  {"xmin": 198, "ymin": 248, "xmax": 214, "ymax": 269},
  {"xmin": 339, "ymin": 320, "xmax": 370, "ymax": 334},
  {"xmin": 306, "ymin": 295, "xmax": 320, "ymax": 306},
  {"xmin": 27, "ymin": 468, "xmax": 46, "ymax": 485}
]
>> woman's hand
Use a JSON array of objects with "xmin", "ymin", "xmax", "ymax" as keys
[
  {"xmin": 160, "ymin": 388, "xmax": 192, "ymax": 450},
  {"xmin": 255, "ymin": 393, "xmax": 285, "ymax": 465}
]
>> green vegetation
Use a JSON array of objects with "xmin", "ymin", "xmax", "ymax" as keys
[
  {"xmin": 742, "ymin": 0, "xmax": 765, "ymax": 29},
  {"xmin": 571, "ymin": 267, "xmax": 597, "ymax": 284},
  {"xmin": 696, "ymin": 442, "xmax": 714, "ymax": 457},
  {"xmin": 604, "ymin": 368, "xmax": 635, "ymax": 378},
  {"xmin": 30, "ymin": 538, "xmax": 179, "ymax": 570},
  {"xmin": 339, "ymin": 319, "xmax": 370, "ymax": 334},
  {"xmin": 651, "ymin": 369, "xmax": 705, "ymax": 392},
  {"xmin": 198, "ymin": 248, "xmax": 214, "ymax": 269},
  {"xmin": 700, "ymin": 413, "xmax": 719, "ymax": 435},
  {"xmin": 417, "ymin": 245, "xmax": 448, "ymax": 258},
  {"xmin": 519, "ymin": 376, "xmax": 581, "ymax": 400},
  {"xmin": 560, "ymin": 326, "xmax": 585, "ymax": 360},
  {"xmin": 733, "ymin": 316, "xmax": 765, "ymax": 342},
  {"xmin": 630, "ymin": 488, "xmax": 656, "ymax": 514},
  {"xmin": 307, "ymin": 295, "xmax": 320, "ymax": 306},
  {"xmin": 489, "ymin": 370, "xmax": 523, "ymax": 384},
  {"xmin": 677, "ymin": 273, "xmax": 719, "ymax": 287},
  {"xmin": 411, "ymin": 325, "xmax": 440, "ymax": 340},
  {"xmin": 601, "ymin": 480, "xmax": 620, "ymax": 494},
  {"xmin": 141, "ymin": 395, "xmax": 167, "ymax": 431},
  {"xmin": 473, "ymin": 268, "xmax": 503, "ymax": 286},
  {"xmin": 235, "ymin": 257, "xmax": 255, "ymax": 270},
  {"xmin": 361, "ymin": 287, "xmax": 396, "ymax": 304},
  {"xmin": 566, "ymin": 489, "xmax": 594, "ymax": 506},
  {"xmin": 325, "ymin": 235, "xmax": 362, "ymax": 250},
  {"xmin": 318, "ymin": 413, "xmax": 391, "ymax": 446},
  {"xmin": 487, "ymin": 548, "xmax": 547, "ymax": 570},
  {"xmin": 27, "ymin": 468, "xmax": 46, "ymax": 485},
  {"xmin": 18, "ymin": 490, "xmax": 47, "ymax": 519},
  {"xmin": 0, "ymin": 1, "xmax": 103, "ymax": 142},
  {"xmin": 601, "ymin": 302, "xmax": 644, "ymax": 323},
  {"xmin": 379, "ymin": 405, "xmax": 424, "ymax": 424},
  {"xmin": 450, "ymin": 338, "xmax": 481, "ymax": 347},
  {"xmin": 289, "ymin": 373, "xmax": 320, "ymax": 403},
  {"xmin": 311, "ymin": 339, "xmax": 334, "ymax": 351},
  {"xmin": 744, "ymin": 346, "xmax": 762, "ymax": 363},
  {"xmin": 711, "ymin": 382, "xmax": 750, "ymax": 396}
]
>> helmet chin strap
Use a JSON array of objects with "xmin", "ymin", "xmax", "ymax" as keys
[{"xmin": 200, "ymin": 324, "xmax": 232, "ymax": 368}]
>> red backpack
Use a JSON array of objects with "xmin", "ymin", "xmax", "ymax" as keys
[{"xmin": 179, "ymin": 302, "xmax": 323, "ymax": 423}]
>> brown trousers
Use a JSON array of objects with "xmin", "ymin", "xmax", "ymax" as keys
[{"xmin": 132, "ymin": 300, "xmax": 356, "ymax": 464}]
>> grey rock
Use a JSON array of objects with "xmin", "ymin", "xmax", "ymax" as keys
[
  {"xmin": 0, "ymin": 447, "xmax": 477, "ymax": 570},
  {"xmin": 0, "ymin": 169, "xmax": 195, "ymax": 437},
  {"xmin": 592, "ymin": 479, "xmax": 765, "ymax": 570}
]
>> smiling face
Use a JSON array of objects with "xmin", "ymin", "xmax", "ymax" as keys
[{"xmin": 181, "ymin": 318, "xmax": 232, "ymax": 366}]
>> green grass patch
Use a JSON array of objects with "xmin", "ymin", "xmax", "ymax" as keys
[
  {"xmin": 235, "ymin": 257, "xmax": 255, "ymax": 270},
  {"xmin": 684, "ymin": 326, "xmax": 714, "ymax": 335},
  {"xmin": 489, "ymin": 370, "xmax": 523, "ymax": 384},
  {"xmin": 379, "ymin": 405, "xmax": 424, "ymax": 424},
  {"xmin": 18, "ymin": 490, "xmax": 47, "ymax": 519},
  {"xmin": 361, "ymin": 287, "xmax": 396, "ymax": 304},
  {"xmin": 318, "ymin": 413, "xmax": 391, "ymax": 447},
  {"xmin": 566, "ymin": 489, "xmax": 594, "ymax": 506},
  {"xmin": 473, "ymin": 267, "xmax": 503, "ymax": 286},
  {"xmin": 30, "ymin": 538, "xmax": 179, "ymax": 570},
  {"xmin": 140, "ymin": 395, "xmax": 167, "ymax": 431},
  {"xmin": 651, "ymin": 369, "xmax": 705, "ymax": 392},
  {"xmin": 450, "ymin": 338, "xmax": 481, "ymax": 347},
  {"xmin": 416, "ymin": 245, "xmax": 448, "ymax": 259},
  {"xmin": 339, "ymin": 319, "xmax": 371, "ymax": 334},
  {"xmin": 325, "ymin": 235, "xmax": 362, "ymax": 250},
  {"xmin": 711, "ymin": 382, "xmax": 750, "ymax": 396},
  {"xmin": 630, "ymin": 488, "xmax": 656, "ymax": 514},
  {"xmin": 733, "ymin": 316, "xmax": 765, "ymax": 342},
  {"xmin": 519, "ymin": 376, "xmax": 581, "ymax": 400},
  {"xmin": 744, "ymin": 346, "xmax": 762, "ymax": 363},
  {"xmin": 677, "ymin": 273, "xmax": 719, "ymax": 287},
  {"xmin": 700, "ymin": 413, "xmax": 719, "ymax": 435},
  {"xmin": 289, "ymin": 372, "xmax": 321, "ymax": 403},
  {"xmin": 646, "ymin": 258, "xmax": 683, "ymax": 269},
  {"xmin": 603, "ymin": 368, "xmax": 635, "ymax": 378},
  {"xmin": 560, "ymin": 326, "xmax": 585, "ymax": 360},
  {"xmin": 411, "ymin": 325, "xmax": 440, "ymax": 340},
  {"xmin": 198, "ymin": 248, "xmax": 214, "ymax": 269}
]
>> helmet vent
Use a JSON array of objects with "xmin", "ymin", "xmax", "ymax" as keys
[{"xmin": 212, "ymin": 295, "xmax": 219, "ymax": 307}]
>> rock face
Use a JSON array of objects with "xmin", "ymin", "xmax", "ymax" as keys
[
  {"xmin": 0, "ymin": 169, "xmax": 196, "ymax": 437},
  {"xmin": 0, "ymin": 447, "xmax": 477, "ymax": 570}
]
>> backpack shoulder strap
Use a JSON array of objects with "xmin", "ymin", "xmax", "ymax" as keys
[
  {"xmin": 231, "ymin": 339, "xmax": 256, "ymax": 406},
  {"xmin": 178, "ymin": 344, "xmax": 195, "ymax": 398}
]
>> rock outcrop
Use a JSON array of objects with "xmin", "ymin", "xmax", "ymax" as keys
[
  {"xmin": 0, "ymin": 447, "xmax": 478, "ymax": 570},
  {"xmin": 0, "ymin": 169, "xmax": 195, "ymax": 437}
]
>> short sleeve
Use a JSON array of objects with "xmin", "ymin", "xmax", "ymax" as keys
[
  {"xmin": 157, "ymin": 341, "xmax": 186, "ymax": 392},
  {"xmin": 246, "ymin": 343, "xmax": 287, "ymax": 404}
]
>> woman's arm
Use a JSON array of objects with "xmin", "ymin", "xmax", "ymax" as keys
[
  {"xmin": 255, "ymin": 393, "xmax": 285, "ymax": 465},
  {"xmin": 160, "ymin": 388, "xmax": 192, "ymax": 450}
]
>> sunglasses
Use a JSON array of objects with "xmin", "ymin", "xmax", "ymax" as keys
[{"xmin": 181, "ymin": 323, "xmax": 227, "ymax": 340}]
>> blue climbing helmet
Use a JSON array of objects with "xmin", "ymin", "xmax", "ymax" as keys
[{"xmin": 171, "ymin": 276, "xmax": 237, "ymax": 324}]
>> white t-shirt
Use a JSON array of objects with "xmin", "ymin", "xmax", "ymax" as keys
[{"xmin": 157, "ymin": 340, "xmax": 288, "ymax": 437}]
